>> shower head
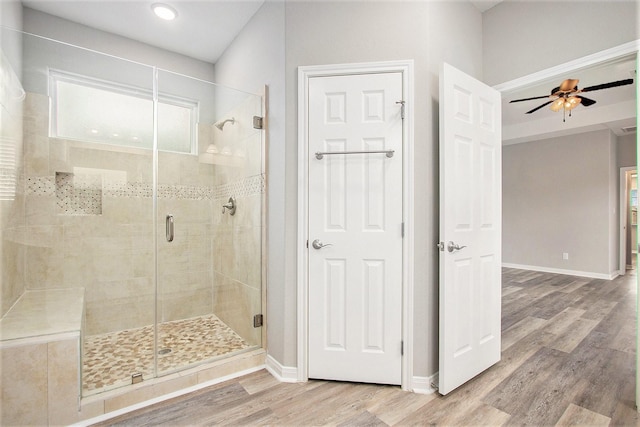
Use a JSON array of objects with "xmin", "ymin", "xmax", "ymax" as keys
[{"xmin": 214, "ymin": 117, "xmax": 235, "ymax": 131}]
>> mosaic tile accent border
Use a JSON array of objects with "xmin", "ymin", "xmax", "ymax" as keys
[
  {"xmin": 26, "ymin": 176, "xmax": 55, "ymax": 194},
  {"xmin": 212, "ymin": 174, "xmax": 265, "ymax": 201},
  {"xmin": 25, "ymin": 174, "xmax": 265, "ymax": 202}
]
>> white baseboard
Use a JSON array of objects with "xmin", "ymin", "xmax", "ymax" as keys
[
  {"xmin": 502, "ymin": 263, "xmax": 619, "ymax": 280},
  {"xmin": 265, "ymin": 354, "xmax": 299, "ymax": 383},
  {"xmin": 411, "ymin": 373, "xmax": 438, "ymax": 395}
]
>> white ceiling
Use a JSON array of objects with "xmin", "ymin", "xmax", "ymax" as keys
[
  {"xmin": 469, "ymin": 0, "xmax": 504, "ymax": 13},
  {"xmin": 21, "ymin": 0, "xmax": 265, "ymax": 63},
  {"xmin": 501, "ymin": 55, "xmax": 637, "ymax": 144},
  {"xmin": 20, "ymin": 0, "xmax": 636, "ymax": 143}
]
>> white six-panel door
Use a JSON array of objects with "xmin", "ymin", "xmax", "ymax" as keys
[
  {"xmin": 307, "ymin": 72, "xmax": 403, "ymax": 385},
  {"xmin": 438, "ymin": 63, "xmax": 502, "ymax": 395}
]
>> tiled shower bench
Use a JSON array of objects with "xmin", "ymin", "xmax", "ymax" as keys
[{"xmin": 0, "ymin": 288, "xmax": 85, "ymax": 425}]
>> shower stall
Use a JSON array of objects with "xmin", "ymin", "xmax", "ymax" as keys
[{"xmin": 0, "ymin": 29, "xmax": 265, "ymax": 423}]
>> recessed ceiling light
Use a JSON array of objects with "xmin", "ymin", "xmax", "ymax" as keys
[{"xmin": 152, "ymin": 3, "xmax": 177, "ymax": 20}]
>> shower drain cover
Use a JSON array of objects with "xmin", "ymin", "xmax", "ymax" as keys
[{"xmin": 158, "ymin": 348, "xmax": 172, "ymax": 355}]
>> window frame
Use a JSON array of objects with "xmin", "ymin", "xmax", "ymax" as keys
[{"xmin": 48, "ymin": 68, "xmax": 199, "ymax": 155}]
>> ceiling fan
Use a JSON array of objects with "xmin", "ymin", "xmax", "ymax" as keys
[{"xmin": 509, "ymin": 77, "xmax": 634, "ymax": 121}]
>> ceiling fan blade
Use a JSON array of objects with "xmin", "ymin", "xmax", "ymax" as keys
[
  {"xmin": 582, "ymin": 78, "xmax": 634, "ymax": 92},
  {"xmin": 559, "ymin": 79, "xmax": 579, "ymax": 92},
  {"xmin": 526, "ymin": 100, "xmax": 554, "ymax": 114},
  {"xmin": 577, "ymin": 96, "xmax": 596, "ymax": 106},
  {"xmin": 510, "ymin": 94, "xmax": 552, "ymax": 103}
]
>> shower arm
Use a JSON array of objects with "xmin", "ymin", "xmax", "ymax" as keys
[{"xmin": 214, "ymin": 117, "xmax": 235, "ymax": 131}]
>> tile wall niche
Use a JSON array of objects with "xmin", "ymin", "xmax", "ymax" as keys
[{"xmin": 17, "ymin": 91, "xmax": 264, "ymax": 340}]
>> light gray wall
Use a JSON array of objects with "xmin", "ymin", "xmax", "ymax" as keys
[
  {"xmin": 483, "ymin": 1, "xmax": 639, "ymax": 86},
  {"xmin": 0, "ymin": 0, "xmax": 22, "ymax": 30},
  {"xmin": 283, "ymin": 0, "xmax": 482, "ymax": 376},
  {"xmin": 503, "ymin": 130, "xmax": 619, "ymax": 277},
  {"xmin": 213, "ymin": 0, "xmax": 287, "ymax": 366},
  {"xmin": 1, "ymin": 0, "xmax": 23, "ymax": 71},
  {"xmin": 618, "ymin": 133, "xmax": 637, "ymax": 169},
  {"xmin": 22, "ymin": 8, "xmax": 214, "ymax": 81}
]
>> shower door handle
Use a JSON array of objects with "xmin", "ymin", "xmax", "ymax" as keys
[{"xmin": 166, "ymin": 214, "xmax": 174, "ymax": 242}]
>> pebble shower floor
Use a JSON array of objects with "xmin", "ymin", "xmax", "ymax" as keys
[{"xmin": 83, "ymin": 314, "xmax": 251, "ymax": 395}]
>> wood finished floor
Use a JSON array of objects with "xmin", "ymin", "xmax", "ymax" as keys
[{"xmin": 96, "ymin": 268, "xmax": 638, "ymax": 426}]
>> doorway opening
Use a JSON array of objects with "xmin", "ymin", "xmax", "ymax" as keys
[{"xmin": 620, "ymin": 167, "xmax": 638, "ymax": 274}]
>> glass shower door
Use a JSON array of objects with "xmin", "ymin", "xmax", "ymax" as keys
[
  {"xmin": 18, "ymin": 32, "xmax": 157, "ymax": 396},
  {"xmin": 155, "ymin": 70, "xmax": 264, "ymax": 376}
]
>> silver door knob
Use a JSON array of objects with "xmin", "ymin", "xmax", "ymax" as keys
[
  {"xmin": 312, "ymin": 239, "xmax": 333, "ymax": 250},
  {"xmin": 447, "ymin": 241, "xmax": 467, "ymax": 252}
]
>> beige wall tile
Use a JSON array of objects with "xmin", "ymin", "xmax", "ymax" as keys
[
  {"xmin": 1, "ymin": 238, "xmax": 26, "ymax": 316},
  {"xmin": 77, "ymin": 398, "xmax": 105, "ymax": 422},
  {"xmin": 196, "ymin": 350, "xmax": 264, "ymax": 383},
  {"xmin": 25, "ymin": 195, "xmax": 59, "ymax": 226},
  {"xmin": 25, "ymin": 244, "xmax": 64, "ymax": 289},
  {"xmin": 85, "ymin": 295, "xmax": 155, "ymax": 335},
  {"xmin": 103, "ymin": 373, "xmax": 197, "ymax": 413},
  {"xmin": 160, "ymin": 288, "xmax": 213, "ymax": 322},
  {"xmin": 212, "ymin": 275, "xmax": 261, "ymax": 346},
  {"xmin": 0, "ymin": 343, "xmax": 48, "ymax": 426},
  {"xmin": 48, "ymin": 339, "xmax": 81, "ymax": 425}
]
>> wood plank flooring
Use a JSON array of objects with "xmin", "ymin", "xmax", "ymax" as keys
[{"xmin": 95, "ymin": 268, "xmax": 638, "ymax": 426}]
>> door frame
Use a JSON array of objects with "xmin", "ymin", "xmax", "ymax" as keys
[
  {"xmin": 619, "ymin": 166, "xmax": 636, "ymax": 275},
  {"xmin": 493, "ymin": 39, "xmax": 639, "ymax": 410},
  {"xmin": 297, "ymin": 60, "xmax": 414, "ymax": 389}
]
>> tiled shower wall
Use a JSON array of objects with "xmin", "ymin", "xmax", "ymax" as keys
[
  {"xmin": 12, "ymin": 91, "xmax": 263, "ymax": 340},
  {"xmin": 210, "ymin": 96, "xmax": 264, "ymax": 347},
  {"xmin": 0, "ymin": 71, "xmax": 25, "ymax": 317}
]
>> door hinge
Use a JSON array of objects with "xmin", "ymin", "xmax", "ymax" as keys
[
  {"xmin": 131, "ymin": 372, "xmax": 143, "ymax": 385},
  {"xmin": 401, "ymin": 222, "xmax": 405, "ymax": 238},
  {"xmin": 401, "ymin": 340, "xmax": 404, "ymax": 356},
  {"xmin": 253, "ymin": 116, "xmax": 264, "ymax": 129},
  {"xmin": 253, "ymin": 314, "xmax": 263, "ymax": 328},
  {"xmin": 396, "ymin": 100, "xmax": 405, "ymax": 120},
  {"xmin": 306, "ymin": 239, "xmax": 309, "ymax": 249}
]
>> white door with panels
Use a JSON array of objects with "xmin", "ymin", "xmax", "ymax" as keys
[
  {"xmin": 438, "ymin": 63, "xmax": 502, "ymax": 395},
  {"xmin": 307, "ymin": 72, "xmax": 403, "ymax": 385}
]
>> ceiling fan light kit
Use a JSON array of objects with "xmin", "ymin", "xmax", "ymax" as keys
[{"xmin": 509, "ymin": 78, "xmax": 634, "ymax": 122}]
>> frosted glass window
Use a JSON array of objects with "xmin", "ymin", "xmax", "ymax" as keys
[
  {"xmin": 49, "ymin": 70, "xmax": 197, "ymax": 154},
  {"xmin": 0, "ymin": 138, "xmax": 17, "ymax": 201}
]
